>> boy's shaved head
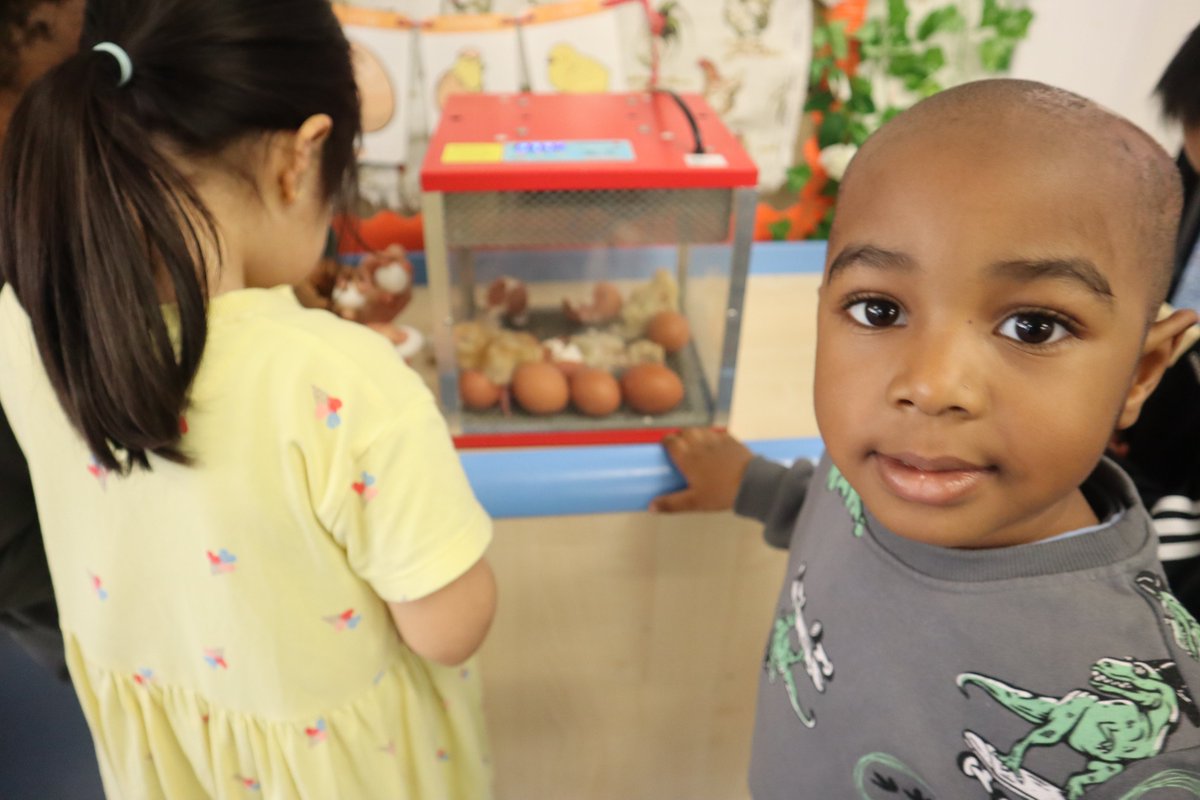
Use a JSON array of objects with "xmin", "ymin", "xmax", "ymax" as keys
[{"xmin": 839, "ymin": 79, "xmax": 1182, "ymax": 312}]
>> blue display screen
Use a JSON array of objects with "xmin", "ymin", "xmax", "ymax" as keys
[{"xmin": 503, "ymin": 140, "xmax": 634, "ymax": 163}]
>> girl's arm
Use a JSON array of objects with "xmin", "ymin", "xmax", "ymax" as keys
[{"xmin": 387, "ymin": 557, "xmax": 497, "ymax": 666}]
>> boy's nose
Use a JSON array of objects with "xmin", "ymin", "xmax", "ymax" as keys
[{"xmin": 885, "ymin": 329, "xmax": 987, "ymax": 418}]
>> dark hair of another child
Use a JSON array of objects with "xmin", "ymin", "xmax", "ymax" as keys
[
  {"xmin": 1157, "ymin": 23, "xmax": 1200, "ymax": 126},
  {"xmin": 0, "ymin": 0, "xmax": 362, "ymax": 473}
]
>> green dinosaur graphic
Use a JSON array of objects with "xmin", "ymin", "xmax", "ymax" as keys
[
  {"xmin": 827, "ymin": 464, "xmax": 865, "ymax": 537},
  {"xmin": 1118, "ymin": 769, "xmax": 1200, "ymax": 799},
  {"xmin": 958, "ymin": 657, "xmax": 1200, "ymax": 799},
  {"xmin": 1136, "ymin": 572, "xmax": 1200, "ymax": 661},
  {"xmin": 764, "ymin": 565, "xmax": 833, "ymax": 727}
]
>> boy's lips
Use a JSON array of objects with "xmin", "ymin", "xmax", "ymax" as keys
[{"xmin": 872, "ymin": 451, "xmax": 994, "ymax": 506}]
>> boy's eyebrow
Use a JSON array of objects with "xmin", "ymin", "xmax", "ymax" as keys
[
  {"xmin": 826, "ymin": 245, "xmax": 916, "ymax": 279},
  {"xmin": 988, "ymin": 258, "xmax": 1114, "ymax": 303}
]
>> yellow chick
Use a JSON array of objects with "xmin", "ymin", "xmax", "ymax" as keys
[
  {"xmin": 547, "ymin": 43, "xmax": 610, "ymax": 93},
  {"xmin": 437, "ymin": 49, "xmax": 484, "ymax": 110}
]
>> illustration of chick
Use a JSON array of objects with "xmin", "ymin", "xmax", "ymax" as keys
[
  {"xmin": 698, "ymin": 58, "xmax": 741, "ymax": 115},
  {"xmin": 548, "ymin": 43, "xmax": 610, "ymax": 93},
  {"xmin": 437, "ymin": 49, "xmax": 484, "ymax": 110}
]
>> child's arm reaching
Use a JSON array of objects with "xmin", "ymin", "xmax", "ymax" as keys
[
  {"xmin": 387, "ymin": 557, "xmax": 497, "ymax": 667},
  {"xmin": 653, "ymin": 429, "xmax": 816, "ymax": 549}
]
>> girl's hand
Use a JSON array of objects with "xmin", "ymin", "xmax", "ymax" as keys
[{"xmin": 651, "ymin": 428, "xmax": 754, "ymax": 513}]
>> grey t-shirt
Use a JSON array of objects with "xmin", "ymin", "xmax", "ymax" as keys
[{"xmin": 736, "ymin": 455, "xmax": 1200, "ymax": 799}]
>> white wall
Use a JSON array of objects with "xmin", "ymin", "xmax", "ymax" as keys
[{"xmin": 1010, "ymin": 0, "xmax": 1200, "ymax": 151}]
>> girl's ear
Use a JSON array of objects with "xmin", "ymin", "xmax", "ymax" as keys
[
  {"xmin": 1117, "ymin": 306, "xmax": 1199, "ymax": 430},
  {"xmin": 278, "ymin": 114, "xmax": 333, "ymax": 204}
]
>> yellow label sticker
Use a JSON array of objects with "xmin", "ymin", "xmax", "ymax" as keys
[{"xmin": 442, "ymin": 143, "xmax": 505, "ymax": 164}]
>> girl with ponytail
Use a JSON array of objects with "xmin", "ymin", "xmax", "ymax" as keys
[{"xmin": 0, "ymin": 1, "xmax": 495, "ymax": 796}]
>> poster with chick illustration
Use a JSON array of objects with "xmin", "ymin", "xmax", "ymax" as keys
[
  {"xmin": 334, "ymin": 6, "xmax": 415, "ymax": 166},
  {"xmin": 417, "ymin": 16, "xmax": 521, "ymax": 134},
  {"xmin": 521, "ymin": 3, "xmax": 626, "ymax": 94}
]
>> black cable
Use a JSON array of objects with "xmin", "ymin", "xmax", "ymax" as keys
[{"xmin": 659, "ymin": 89, "xmax": 705, "ymax": 155}]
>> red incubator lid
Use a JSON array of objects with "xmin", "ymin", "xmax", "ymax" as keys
[{"xmin": 421, "ymin": 92, "xmax": 758, "ymax": 193}]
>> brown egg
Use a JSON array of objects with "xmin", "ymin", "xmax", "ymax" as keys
[
  {"xmin": 646, "ymin": 310, "xmax": 690, "ymax": 354},
  {"xmin": 621, "ymin": 364, "xmax": 684, "ymax": 415},
  {"xmin": 570, "ymin": 368, "xmax": 621, "ymax": 417},
  {"xmin": 512, "ymin": 362, "xmax": 570, "ymax": 415},
  {"xmin": 460, "ymin": 369, "xmax": 501, "ymax": 411}
]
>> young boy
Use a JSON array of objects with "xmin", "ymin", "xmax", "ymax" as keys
[{"xmin": 656, "ymin": 79, "xmax": 1200, "ymax": 798}]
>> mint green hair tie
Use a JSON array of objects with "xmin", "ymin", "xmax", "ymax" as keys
[{"xmin": 92, "ymin": 42, "xmax": 133, "ymax": 88}]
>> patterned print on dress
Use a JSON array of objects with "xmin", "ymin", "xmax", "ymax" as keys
[
  {"xmin": 373, "ymin": 667, "xmax": 386, "ymax": 685},
  {"xmin": 89, "ymin": 572, "xmax": 108, "ymax": 600},
  {"xmin": 436, "ymin": 749, "xmax": 450, "ymax": 762},
  {"xmin": 460, "ymin": 667, "xmax": 470, "ymax": 680},
  {"xmin": 312, "ymin": 387, "xmax": 343, "ymax": 429},
  {"xmin": 207, "ymin": 549, "xmax": 237, "ymax": 575},
  {"xmin": 352, "ymin": 471, "xmax": 379, "ymax": 502},
  {"xmin": 133, "ymin": 668, "xmax": 155, "ymax": 686},
  {"xmin": 306, "ymin": 718, "xmax": 328, "ymax": 745},
  {"xmin": 234, "ymin": 775, "xmax": 261, "ymax": 791},
  {"xmin": 203, "ymin": 648, "xmax": 228, "ymax": 670},
  {"xmin": 380, "ymin": 741, "xmax": 396, "ymax": 756},
  {"xmin": 87, "ymin": 455, "xmax": 109, "ymax": 490},
  {"xmin": 324, "ymin": 609, "xmax": 362, "ymax": 631}
]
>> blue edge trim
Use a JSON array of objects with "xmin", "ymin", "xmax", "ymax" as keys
[{"xmin": 392, "ymin": 240, "xmax": 828, "ymax": 518}]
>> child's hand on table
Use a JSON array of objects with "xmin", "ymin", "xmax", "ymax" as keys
[{"xmin": 652, "ymin": 428, "xmax": 754, "ymax": 513}]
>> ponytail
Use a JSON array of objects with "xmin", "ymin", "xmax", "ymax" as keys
[{"xmin": 0, "ymin": 0, "xmax": 360, "ymax": 474}]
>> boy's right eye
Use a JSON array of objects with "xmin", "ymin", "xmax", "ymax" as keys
[{"xmin": 846, "ymin": 299, "xmax": 907, "ymax": 328}]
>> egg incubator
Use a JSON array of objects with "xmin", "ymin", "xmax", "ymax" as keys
[{"xmin": 421, "ymin": 92, "xmax": 757, "ymax": 447}]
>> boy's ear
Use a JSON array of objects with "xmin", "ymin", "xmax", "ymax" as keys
[
  {"xmin": 278, "ymin": 114, "xmax": 333, "ymax": 204},
  {"xmin": 1117, "ymin": 306, "xmax": 1200, "ymax": 430}
]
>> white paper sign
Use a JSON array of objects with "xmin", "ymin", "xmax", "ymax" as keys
[
  {"xmin": 418, "ymin": 25, "xmax": 522, "ymax": 134},
  {"xmin": 342, "ymin": 23, "xmax": 415, "ymax": 165}
]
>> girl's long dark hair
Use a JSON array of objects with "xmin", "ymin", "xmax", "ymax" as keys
[{"xmin": 0, "ymin": 0, "xmax": 360, "ymax": 472}]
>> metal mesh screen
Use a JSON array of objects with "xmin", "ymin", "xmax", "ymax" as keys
[{"xmin": 443, "ymin": 188, "xmax": 733, "ymax": 248}]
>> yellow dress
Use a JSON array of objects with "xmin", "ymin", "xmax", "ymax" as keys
[{"xmin": 0, "ymin": 285, "xmax": 493, "ymax": 799}]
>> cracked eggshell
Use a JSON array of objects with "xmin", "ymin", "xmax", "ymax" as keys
[{"xmin": 563, "ymin": 281, "xmax": 623, "ymax": 325}]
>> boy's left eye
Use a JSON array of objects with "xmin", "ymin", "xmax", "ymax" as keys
[{"xmin": 997, "ymin": 313, "xmax": 1072, "ymax": 346}]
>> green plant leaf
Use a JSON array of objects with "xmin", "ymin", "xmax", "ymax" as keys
[
  {"xmin": 818, "ymin": 113, "xmax": 849, "ymax": 148},
  {"xmin": 804, "ymin": 89, "xmax": 835, "ymax": 113},
  {"xmin": 979, "ymin": 36, "xmax": 1016, "ymax": 72},
  {"xmin": 998, "ymin": 8, "xmax": 1034, "ymax": 38},
  {"xmin": 813, "ymin": 24, "xmax": 829, "ymax": 49},
  {"xmin": 917, "ymin": 5, "xmax": 965, "ymax": 41},
  {"xmin": 811, "ymin": 216, "xmax": 834, "ymax": 241},
  {"xmin": 886, "ymin": 0, "xmax": 910, "ymax": 44},
  {"xmin": 850, "ymin": 120, "xmax": 872, "ymax": 145},
  {"xmin": 769, "ymin": 219, "xmax": 792, "ymax": 241},
  {"xmin": 921, "ymin": 45, "xmax": 946, "ymax": 72},
  {"xmin": 881, "ymin": 105, "xmax": 905, "ymax": 124},
  {"xmin": 820, "ymin": 178, "xmax": 842, "ymax": 198},
  {"xmin": 847, "ymin": 76, "xmax": 875, "ymax": 114},
  {"xmin": 887, "ymin": 51, "xmax": 923, "ymax": 79},
  {"xmin": 981, "ymin": 0, "xmax": 1001, "ymax": 27},
  {"xmin": 856, "ymin": 19, "xmax": 883, "ymax": 47},
  {"xmin": 829, "ymin": 21, "xmax": 849, "ymax": 60},
  {"xmin": 786, "ymin": 164, "xmax": 813, "ymax": 192}
]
